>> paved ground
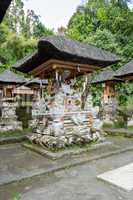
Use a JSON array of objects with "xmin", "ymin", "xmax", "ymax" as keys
[
  {"xmin": 0, "ymin": 143, "xmax": 55, "ymax": 185},
  {"xmin": 0, "ymin": 136, "xmax": 133, "ymax": 200},
  {"xmin": 0, "ymin": 136, "xmax": 133, "ymax": 186},
  {"xmin": 1, "ymin": 150, "xmax": 133, "ymax": 200}
]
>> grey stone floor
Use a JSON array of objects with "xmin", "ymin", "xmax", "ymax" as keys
[
  {"xmin": 0, "ymin": 136, "xmax": 133, "ymax": 186},
  {"xmin": 0, "ymin": 143, "xmax": 55, "ymax": 185},
  {"xmin": 0, "ymin": 136, "xmax": 133, "ymax": 200},
  {"xmin": 1, "ymin": 150, "xmax": 133, "ymax": 200}
]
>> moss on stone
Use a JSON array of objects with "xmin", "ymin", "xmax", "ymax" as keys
[{"xmin": 0, "ymin": 128, "xmax": 31, "ymax": 138}]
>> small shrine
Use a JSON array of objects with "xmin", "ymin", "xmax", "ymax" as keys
[
  {"xmin": 92, "ymin": 67, "xmax": 123, "ymax": 122},
  {"xmin": 14, "ymin": 36, "xmax": 120, "ymax": 150},
  {"xmin": 0, "ymin": 69, "xmax": 26, "ymax": 131}
]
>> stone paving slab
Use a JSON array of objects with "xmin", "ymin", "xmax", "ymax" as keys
[{"xmin": 97, "ymin": 162, "xmax": 133, "ymax": 191}]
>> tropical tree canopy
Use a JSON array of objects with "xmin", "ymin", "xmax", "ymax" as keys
[{"xmin": 0, "ymin": 0, "xmax": 53, "ymax": 70}]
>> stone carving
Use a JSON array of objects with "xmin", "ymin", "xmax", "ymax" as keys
[{"xmin": 29, "ymin": 81, "xmax": 104, "ymax": 150}]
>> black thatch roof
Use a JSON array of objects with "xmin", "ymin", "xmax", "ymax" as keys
[
  {"xmin": 0, "ymin": 0, "xmax": 12, "ymax": 23},
  {"xmin": 115, "ymin": 60, "xmax": 133, "ymax": 78},
  {"xmin": 13, "ymin": 36, "xmax": 120, "ymax": 73},
  {"xmin": 0, "ymin": 69, "xmax": 26, "ymax": 84},
  {"xmin": 92, "ymin": 67, "xmax": 122, "ymax": 84},
  {"xmin": 26, "ymin": 78, "xmax": 48, "ymax": 86}
]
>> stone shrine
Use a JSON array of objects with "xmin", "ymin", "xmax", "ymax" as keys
[{"xmin": 30, "ymin": 79, "xmax": 103, "ymax": 149}]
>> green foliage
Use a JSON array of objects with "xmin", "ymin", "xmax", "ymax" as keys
[
  {"xmin": 91, "ymin": 84, "xmax": 103, "ymax": 106},
  {"xmin": 11, "ymin": 195, "xmax": 20, "ymax": 200},
  {"xmin": 68, "ymin": 0, "xmax": 133, "ymax": 54},
  {"xmin": 85, "ymin": 29, "xmax": 120, "ymax": 53},
  {"xmin": 116, "ymin": 82, "xmax": 133, "ymax": 105},
  {"xmin": 115, "ymin": 105, "xmax": 133, "ymax": 128},
  {"xmin": 102, "ymin": 122, "xmax": 114, "ymax": 129},
  {"xmin": 0, "ymin": 0, "xmax": 54, "ymax": 67}
]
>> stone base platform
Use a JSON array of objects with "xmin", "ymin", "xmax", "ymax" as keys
[{"xmin": 23, "ymin": 141, "xmax": 112, "ymax": 160}]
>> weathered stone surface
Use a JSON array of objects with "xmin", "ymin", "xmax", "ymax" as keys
[
  {"xmin": 97, "ymin": 162, "xmax": 133, "ymax": 191},
  {"xmin": 0, "ymin": 99, "xmax": 22, "ymax": 132},
  {"xmin": 28, "ymin": 128, "xmax": 104, "ymax": 150},
  {"xmin": 29, "ymin": 83, "xmax": 104, "ymax": 150},
  {"xmin": 127, "ymin": 119, "xmax": 133, "ymax": 127}
]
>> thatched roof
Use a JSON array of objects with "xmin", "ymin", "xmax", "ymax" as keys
[
  {"xmin": 13, "ymin": 36, "xmax": 120, "ymax": 73},
  {"xmin": 0, "ymin": 0, "xmax": 12, "ymax": 23},
  {"xmin": 0, "ymin": 69, "xmax": 26, "ymax": 84},
  {"xmin": 115, "ymin": 60, "xmax": 133, "ymax": 78},
  {"xmin": 26, "ymin": 78, "xmax": 48, "ymax": 86},
  {"xmin": 92, "ymin": 67, "xmax": 122, "ymax": 84}
]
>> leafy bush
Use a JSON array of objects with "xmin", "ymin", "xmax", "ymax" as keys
[
  {"xmin": 11, "ymin": 196, "xmax": 20, "ymax": 200},
  {"xmin": 102, "ymin": 123, "xmax": 114, "ymax": 129}
]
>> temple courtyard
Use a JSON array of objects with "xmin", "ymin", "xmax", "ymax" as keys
[{"xmin": 0, "ymin": 136, "xmax": 133, "ymax": 200}]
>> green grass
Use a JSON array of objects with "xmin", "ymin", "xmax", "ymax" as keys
[
  {"xmin": 103, "ymin": 122, "xmax": 125, "ymax": 129},
  {"xmin": 103, "ymin": 123, "xmax": 133, "ymax": 132},
  {"xmin": 102, "ymin": 123, "xmax": 114, "ymax": 129},
  {"xmin": 11, "ymin": 196, "xmax": 20, "ymax": 200},
  {"xmin": 0, "ymin": 128, "xmax": 32, "ymax": 138}
]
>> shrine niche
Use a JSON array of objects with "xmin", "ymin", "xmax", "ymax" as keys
[{"xmin": 14, "ymin": 36, "xmax": 120, "ymax": 150}]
